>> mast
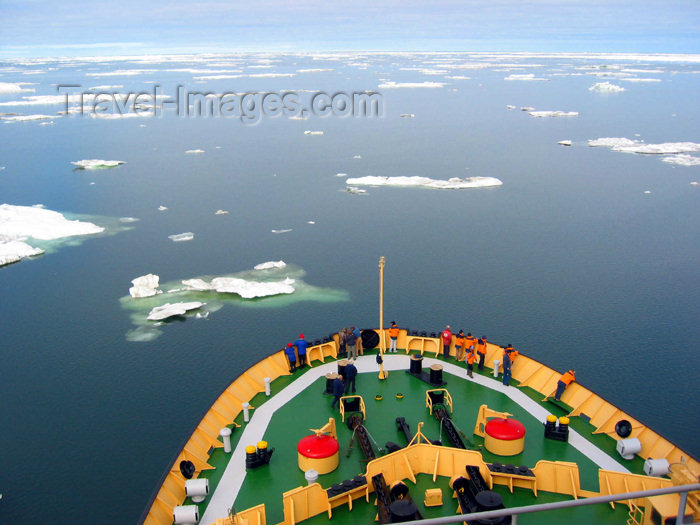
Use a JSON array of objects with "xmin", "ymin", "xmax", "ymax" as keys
[{"xmin": 378, "ymin": 256, "xmax": 388, "ymax": 379}]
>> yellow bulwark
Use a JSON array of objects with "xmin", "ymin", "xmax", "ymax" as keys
[{"xmin": 141, "ymin": 331, "xmax": 700, "ymax": 525}]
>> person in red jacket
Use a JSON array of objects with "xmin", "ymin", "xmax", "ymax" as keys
[
  {"xmin": 441, "ymin": 325, "xmax": 453, "ymax": 359},
  {"xmin": 555, "ymin": 370, "xmax": 576, "ymax": 401}
]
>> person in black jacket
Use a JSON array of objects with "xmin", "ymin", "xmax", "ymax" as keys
[
  {"xmin": 344, "ymin": 360, "xmax": 358, "ymax": 394},
  {"xmin": 331, "ymin": 377, "xmax": 344, "ymax": 409}
]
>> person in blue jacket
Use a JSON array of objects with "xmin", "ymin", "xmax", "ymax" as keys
[
  {"xmin": 284, "ymin": 342, "xmax": 297, "ymax": 372},
  {"xmin": 344, "ymin": 359, "xmax": 358, "ymax": 394},
  {"xmin": 331, "ymin": 377, "xmax": 344, "ymax": 409},
  {"xmin": 295, "ymin": 333, "xmax": 309, "ymax": 368}
]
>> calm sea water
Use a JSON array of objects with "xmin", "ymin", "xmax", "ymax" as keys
[{"xmin": 1, "ymin": 53, "xmax": 698, "ymax": 523}]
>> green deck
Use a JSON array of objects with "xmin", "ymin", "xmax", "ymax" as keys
[{"xmin": 192, "ymin": 351, "xmax": 643, "ymax": 524}]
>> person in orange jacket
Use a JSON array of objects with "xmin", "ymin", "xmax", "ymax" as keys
[
  {"xmin": 388, "ymin": 321, "xmax": 399, "ymax": 353},
  {"xmin": 455, "ymin": 330, "xmax": 466, "ymax": 361},
  {"xmin": 465, "ymin": 333, "xmax": 476, "ymax": 362},
  {"xmin": 465, "ymin": 345, "xmax": 477, "ymax": 378},
  {"xmin": 503, "ymin": 344, "xmax": 519, "ymax": 364},
  {"xmin": 476, "ymin": 336, "xmax": 487, "ymax": 370},
  {"xmin": 555, "ymin": 370, "xmax": 576, "ymax": 401}
]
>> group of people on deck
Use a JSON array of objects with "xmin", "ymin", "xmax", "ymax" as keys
[
  {"xmin": 285, "ymin": 323, "xmax": 576, "ymax": 406},
  {"xmin": 440, "ymin": 324, "xmax": 575, "ymax": 398},
  {"xmin": 337, "ymin": 326, "xmax": 363, "ymax": 359}
]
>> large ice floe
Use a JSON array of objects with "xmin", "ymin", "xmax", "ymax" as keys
[
  {"xmin": 528, "ymin": 110, "xmax": 579, "ymax": 118},
  {"xmin": 345, "ymin": 175, "xmax": 503, "ymax": 189},
  {"xmin": 121, "ymin": 262, "xmax": 348, "ymax": 341},
  {"xmin": 72, "ymin": 159, "xmax": 125, "ymax": 170},
  {"xmin": 0, "ymin": 204, "xmax": 104, "ymax": 267},
  {"xmin": 0, "ymin": 82, "xmax": 35, "ymax": 94},
  {"xmin": 589, "ymin": 82, "xmax": 626, "ymax": 93},
  {"xmin": 588, "ymin": 137, "xmax": 700, "ymax": 166}
]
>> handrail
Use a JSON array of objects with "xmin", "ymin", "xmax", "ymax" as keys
[{"xmin": 391, "ymin": 483, "xmax": 700, "ymax": 525}]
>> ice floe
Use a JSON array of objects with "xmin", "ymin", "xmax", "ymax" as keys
[
  {"xmin": 271, "ymin": 229, "xmax": 293, "ymax": 234},
  {"xmin": 345, "ymin": 175, "xmax": 502, "ymax": 189},
  {"xmin": 336, "ymin": 173, "xmax": 348, "ymax": 177},
  {"xmin": 505, "ymin": 73, "xmax": 548, "ymax": 81},
  {"xmin": 378, "ymin": 81, "xmax": 446, "ymax": 89},
  {"xmin": 168, "ymin": 232, "xmax": 194, "ymax": 242},
  {"xmin": 506, "ymin": 105, "xmax": 516, "ymax": 110},
  {"xmin": 72, "ymin": 159, "xmax": 125, "ymax": 169},
  {"xmin": 528, "ymin": 110, "xmax": 578, "ymax": 118},
  {"xmin": 0, "ymin": 204, "xmax": 104, "ymax": 267},
  {"xmin": 158, "ymin": 205, "xmax": 168, "ymax": 211},
  {"xmin": 130, "ymin": 274, "xmax": 161, "ymax": 298},
  {"xmin": 304, "ymin": 130, "xmax": 323, "ymax": 135},
  {"xmin": 558, "ymin": 140, "xmax": 572, "ymax": 146},
  {"xmin": 588, "ymin": 138, "xmax": 700, "ymax": 155},
  {"xmin": 182, "ymin": 277, "xmax": 295, "ymax": 299},
  {"xmin": 215, "ymin": 209, "xmax": 229, "ymax": 215},
  {"xmin": 589, "ymin": 82, "xmax": 626, "ymax": 93},
  {"xmin": 0, "ymin": 82, "xmax": 34, "ymax": 94},
  {"xmin": 660, "ymin": 154, "xmax": 700, "ymax": 166},
  {"xmin": 622, "ymin": 78, "xmax": 662, "ymax": 83},
  {"xmin": 121, "ymin": 262, "xmax": 349, "ymax": 340},
  {"xmin": 254, "ymin": 260, "xmax": 286, "ymax": 270},
  {"xmin": 400, "ymin": 114, "xmax": 415, "ymax": 118},
  {"xmin": 119, "ymin": 217, "xmax": 139, "ymax": 223},
  {"xmin": 185, "ymin": 149, "xmax": 205, "ymax": 154},
  {"xmin": 1, "ymin": 114, "xmax": 56, "ymax": 123},
  {"xmin": 147, "ymin": 301, "xmax": 206, "ymax": 321},
  {"xmin": 0, "ymin": 240, "xmax": 44, "ymax": 266}
]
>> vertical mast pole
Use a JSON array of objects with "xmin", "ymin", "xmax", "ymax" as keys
[{"xmin": 378, "ymin": 256, "xmax": 388, "ymax": 379}]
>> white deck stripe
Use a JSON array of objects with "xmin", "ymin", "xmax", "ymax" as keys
[{"xmin": 201, "ymin": 354, "xmax": 628, "ymax": 524}]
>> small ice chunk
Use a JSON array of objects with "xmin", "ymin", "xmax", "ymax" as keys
[
  {"xmin": 660, "ymin": 155, "xmax": 700, "ymax": 166},
  {"xmin": 345, "ymin": 175, "xmax": 503, "ymax": 189},
  {"xmin": 158, "ymin": 205, "xmax": 168, "ymax": 211},
  {"xmin": 168, "ymin": 232, "xmax": 194, "ymax": 242},
  {"xmin": 691, "ymin": 181, "xmax": 699, "ymax": 186},
  {"xmin": 304, "ymin": 130, "xmax": 324, "ymax": 135},
  {"xmin": 254, "ymin": 260, "xmax": 286, "ymax": 270},
  {"xmin": 588, "ymin": 137, "xmax": 639, "ymax": 148},
  {"xmin": 129, "ymin": 273, "xmax": 161, "ymax": 298},
  {"xmin": 506, "ymin": 105, "xmax": 516, "ymax": 110},
  {"xmin": 185, "ymin": 149, "xmax": 205, "ymax": 154},
  {"xmin": 346, "ymin": 187, "xmax": 367, "ymax": 194},
  {"xmin": 520, "ymin": 106, "xmax": 535, "ymax": 111},
  {"xmin": 147, "ymin": 301, "xmax": 205, "ymax": 321},
  {"xmin": 589, "ymin": 82, "xmax": 626, "ymax": 93},
  {"xmin": 336, "ymin": 173, "xmax": 348, "ymax": 177},
  {"xmin": 307, "ymin": 220, "xmax": 315, "ymax": 224},
  {"xmin": 400, "ymin": 113, "xmax": 415, "ymax": 118},
  {"xmin": 215, "ymin": 209, "xmax": 229, "ymax": 215},
  {"xmin": 558, "ymin": 140, "xmax": 572, "ymax": 146},
  {"xmin": 72, "ymin": 159, "xmax": 124, "ymax": 170},
  {"xmin": 528, "ymin": 110, "xmax": 578, "ymax": 118},
  {"xmin": 353, "ymin": 155, "xmax": 362, "ymax": 159},
  {"xmin": 119, "ymin": 217, "xmax": 140, "ymax": 223},
  {"xmin": 271, "ymin": 229, "xmax": 292, "ymax": 234},
  {"xmin": 643, "ymin": 190, "xmax": 652, "ymax": 194}
]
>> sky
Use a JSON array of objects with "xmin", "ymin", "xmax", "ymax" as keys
[{"xmin": 0, "ymin": 0, "xmax": 699, "ymax": 57}]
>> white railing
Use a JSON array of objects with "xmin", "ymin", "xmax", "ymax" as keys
[{"xmin": 391, "ymin": 483, "xmax": 700, "ymax": 525}]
